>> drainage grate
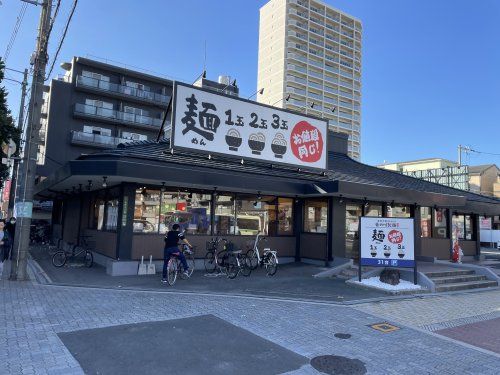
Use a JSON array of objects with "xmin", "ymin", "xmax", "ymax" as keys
[
  {"xmin": 334, "ymin": 333, "xmax": 351, "ymax": 339},
  {"xmin": 310, "ymin": 355, "xmax": 367, "ymax": 375},
  {"xmin": 369, "ymin": 322, "xmax": 400, "ymax": 333}
]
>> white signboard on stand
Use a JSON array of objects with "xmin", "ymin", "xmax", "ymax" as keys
[
  {"xmin": 171, "ymin": 82, "xmax": 328, "ymax": 169},
  {"xmin": 360, "ymin": 217, "xmax": 415, "ymax": 267}
]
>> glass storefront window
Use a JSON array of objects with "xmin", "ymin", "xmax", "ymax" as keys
[
  {"xmin": 160, "ymin": 191, "xmax": 211, "ymax": 235},
  {"xmin": 134, "ymin": 188, "xmax": 160, "ymax": 233},
  {"xmin": 387, "ymin": 204, "xmax": 410, "ymax": 218},
  {"xmin": 105, "ymin": 199, "xmax": 119, "ymax": 231},
  {"xmin": 452, "ymin": 214, "xmax": 474, "ymax": 240},
  {"xmin": 346, "ymin": 204, "xmax": 362, "ymax": 240},
  {"xmin": 214, "ymin": 195, "xmax": 235, "ymax": 235},
  {"xmin": 465, "ymin": 215, "xmax": 473, "ymax": 240},
  {"xmin": 91, "ymin": 198, "xmax": 105, "ymax": 230},
  {"xmin": 433, "ymin": 208, "xmax": 448, "ymax": 238},
  {"xmin": 365, "ymin": 203, "xmax": 382, "ymax": 217},
  {"xmin": 235, "ymin": 195, "xmax": 275, "ymax": 236},
  {"xmin": 420, "ymin": 207, "xmax": 431, "ymax": 238},
  {"xmin": 304, "ymin": 200, "xmax": 328, "ymax": 233},
  {"xmin": 278, "ymin": 198, "xmax": 294, "ymax": 235}
]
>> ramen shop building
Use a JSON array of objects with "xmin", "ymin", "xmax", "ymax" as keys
[{"xmin": 35, "ymin": 83, "xmax": 500, "ymax": 273}]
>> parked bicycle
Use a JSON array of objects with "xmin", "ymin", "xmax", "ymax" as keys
[
  {"xmin": 51, "ymin": 237, "xmax": 93, "ymax": 268},
  {"xmin": 204, "ymin": 236, "xmax": 223, "ymax": 273},
  {"xmin": 220, "ymin": 240, "xmax": 252, "ymax": 279},
  {"xmin": 246, "ymin": 233, "xmax": 278, "ymax": 276},
  {"xmin": 165, "ymin": 244, "xmax": 196, "ymax": 286}
]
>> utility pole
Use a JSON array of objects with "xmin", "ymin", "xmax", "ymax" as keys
[
  {"xmin": 457, "ymin": 144, "xmax": 471, "ymax": 166},
  {"xmin": 10, "ymin": 0, "xmax": 52, "ymax": 281},
  {"xmin": 7, "ymin": 68, "xmax": 28, "ymax": 217}
]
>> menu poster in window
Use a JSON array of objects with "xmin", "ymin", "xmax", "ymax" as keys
[
  {"xmin": 360, "ymin": 217, "xmax": 415, "ymax": 268},
  {"xmin": 172, "ymin": 82, "xmax": 328, "ymax": 169}
]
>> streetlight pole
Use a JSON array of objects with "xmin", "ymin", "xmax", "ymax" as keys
[
  {"xmin": 10, "ymin": 0, "xmax": 52, "ymax": 281},
  {"xmin": 7, "ymin": 68, "xmax": 28, "ymax": 217}
]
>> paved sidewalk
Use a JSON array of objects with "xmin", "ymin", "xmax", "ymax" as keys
[
  {"xmin": 1, "ymin": 279, "xmax": 500, "ymax": 374},
  {"xmin": 29, "ymin": 246, "xmax": 387, "ymax": 303}
]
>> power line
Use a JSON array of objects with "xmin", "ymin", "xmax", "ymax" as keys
[
  {"xmin": 3, "ymin": 3, "xmax": 28, "ymax": 63},
  {"xmin": 45, "ymin": 0, "xmax": 78, "ymax": 80}
]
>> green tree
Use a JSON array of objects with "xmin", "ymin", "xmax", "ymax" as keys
[{"xmin": 0, "ymin": 57, "xmax": 21, "ymax": 189}]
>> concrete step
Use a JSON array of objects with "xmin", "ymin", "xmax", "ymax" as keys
[
  {"xmin": 431, "ymin": 274, "xmax": 487, "ymax": 285},
  {"xmin": 435, "ymin": 280, "xmax": 498, "ymax": 292},
  {"xmin": 425, "ymin": 270, "xmax": 474, "ymax": 278}
]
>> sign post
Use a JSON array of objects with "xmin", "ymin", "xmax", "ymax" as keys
[{"xmin": 360, "ymin": 217, "xmax": 416, "ymax": 284}]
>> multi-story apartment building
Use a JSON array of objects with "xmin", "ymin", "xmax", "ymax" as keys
[
  {"xmin": 37, "ymin": 56, "xmax": 173, "ymax": 179},
  {"xmin": 257, "ymin": 0, "xmax": 362, "ymax": 159}
]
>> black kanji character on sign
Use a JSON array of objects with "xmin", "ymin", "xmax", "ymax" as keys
[
  {"xmin": 236, "ymin": 116, "xmax": 244, "ymax": 126},
  {"xmin": 371, "ymin": 229, "xmax": 385, "ymax": 243},
  {"xmin": 199, "ymin": 102, "xmax": 220, "ymax": 133},
  {"xmin": 181, "ymin": 94, "xmax": 216, "ymax": 141}
]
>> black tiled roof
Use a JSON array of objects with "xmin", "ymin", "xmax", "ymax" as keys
[{"xmin": 80, "ymin": 140, "xmax": 500, "ymax": 205}]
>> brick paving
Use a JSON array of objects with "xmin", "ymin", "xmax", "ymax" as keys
[
  {"xmin": 436, "ymin": 318, "xmax": 500, "ymax": 355},
  {"xmin": 1, "ymin": 279, "xmax": 500, "ymax": 374}
]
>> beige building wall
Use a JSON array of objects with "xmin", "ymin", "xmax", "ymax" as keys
[
  {"xmin": 257, "ymin": 0, "xmax": 362, "ymax": 160},
  {"xmin": 470, "ymin": 165, "xmax": 500, "ymax": 197},
  {"xmin": 378, "ymin": 158, "xmax": 457, "ymax": 172}
]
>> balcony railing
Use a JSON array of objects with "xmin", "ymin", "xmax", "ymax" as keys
[
  {"xmin": 74, "ymin": 103, "xmax": 162, "ymax": 128},
  {"xmin": 70, "ymin": 130, "xmax": 129, "ymax": 148},
  {"xmin": 76, "ymin": 75, "xmax": 169, "ymax": 104}
]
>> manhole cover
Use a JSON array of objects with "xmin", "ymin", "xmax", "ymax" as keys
[
  {"xmin": 334, "ymin": 333, "xmax": 351, "ymax": 339},
  {"xmin": 310, "ymin": 355, "xmax": 367, "ymax": 375}
]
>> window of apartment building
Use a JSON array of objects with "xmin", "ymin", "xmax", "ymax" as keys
[
  {"xmin": 82, "ymin": 70, "xmax": 110, "ymax": 84},
  {"xmin": 452, "ymin": 214, "xmax": 473, "ymax": 240},
  {"xmin": 83, "ymin": 125, "xmax": 112, "ymax": 136},
  {"xmin": 304, "ymin": 200, "xmax": 328, "ymax": 233},
  {"xmin": 125, "ymin": 80, "xmax": 150, "ymax": 92},
  {"xmin": 121, "ymin": 131, "xmax": 147, "ymax": 141}
]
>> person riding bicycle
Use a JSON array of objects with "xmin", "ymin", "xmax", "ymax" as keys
[{"xmin": 162, "ymin": 223, "xmax": 193, "ymax": 283}]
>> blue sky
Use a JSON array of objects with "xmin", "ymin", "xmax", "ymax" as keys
[{"xmin": 1, "ymin": 0, "xmax": 499, "ymax": 166}]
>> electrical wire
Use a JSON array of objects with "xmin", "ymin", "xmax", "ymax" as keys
[
  {"xmin": 45, "ymin": 0, "xmax": 78, "ymax": 80},
  {"xmin": 3, "ymin": 3, "xmax": 28, "ymax": 64}
]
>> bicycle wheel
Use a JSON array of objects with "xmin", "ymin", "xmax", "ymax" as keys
[
  {"xmin": 167, "ymin": 259, "xmax": 178, "ymax": 286},
  {"xmin": 183, "ymin": 253, "xmax": 195, "ymax": 278},
  {"xmin": 245, "ymin": 249, "xmax": 259, "ymax": 270},
  {"xmin": 52, "ymin": 251, "xmax": 67, "ymax": 267},
  {"xmin": 226, "ymin": 253, "xmax": 239, "ymax": 279},
  {"xmin": 265, "ymin": 253, "xmax": 278, "ymax": 276},
  {"xmin": 217, "ymin": 249, "xmax": 228, "ymax": 270},
  {"xmin": 204, "ymin": 251, "xmax": 216, "ymax": 273},
  {"xmin": 84, "ymin": 251, "xmax": 93, "ymax": 268},
  {"xmin": 240, "ymin": 255, "xmax": 252, "ymax": 277}
]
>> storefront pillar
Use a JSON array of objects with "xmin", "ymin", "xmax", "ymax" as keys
[
  {"xmin": 474, "ymin": 214, "xmax": 481, "ymax": 259},
  {"xmin": 331, "ymin": 198, "xmax": 346, "ymax": 260},
  {"xmin": 294, "ymin": 199, "xmax": 303, "ymax": 262},
  {"xmin": 325, "ymin": 198, "xmax": 334, "ymax": 266},
  {"xmin": 115, "ymin": 183, "xmax": 136, "ymax": 260},
  {"xmin": 411, "ymin": 205, "xmax": 422, "ymax": 258}
]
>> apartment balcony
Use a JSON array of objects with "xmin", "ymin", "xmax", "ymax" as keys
[
  {"xmin": 308, "ymin": 81, "xmax": 322, "ymax": 90},
  {"xmin": 308, "ymin": 70, "xmax": 323, "ymax": 80},
  {"xmin": 339, "ymin": 69, "xmax": 353, "ymax": 79},
  {"xmin": 288, "ymin": 30, "xmax": 307, "ymax": 41},
  {"xmin": 308, "ymin": 58, "xmax": 323, "ymax": 69},
  {"xmin": 325, "ymin": 13, "xmax": 340, "ymax": 23},
  {"xmin": 287, "ymin": 64, "xmax": 307, "ymax": 75},
  {"xmin": 286, "ymin": 75, "xmax": 307, "ymax": 85},
  {"xmin": 325, "ymin": 75, "xmax": 338, "ymax": 85},
  {"xmin": 324, "ymin": 85, "xmax": 338, "ymax": 95},
  {"xmin": 286, "ymin": 86, "xmax": 307, "ymax": 97},
  {"xmin": 76, "ymin": 75, "xmax": 169, "ymax": 106},
  {"xmin": 287, "ymin": 19, "xmax": 308, "ymax": 31},
  {"xmin": 74, "ymin": 103, "xmax": 162, "ymax": 130},
  {"xmin": 70, "ymin": 130, "xmax": 130, "ymax": 149}
]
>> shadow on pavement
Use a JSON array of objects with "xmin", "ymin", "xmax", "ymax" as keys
[{"xmin": 30, "ymin": 246, "xmax": 386, "ymax": 303}]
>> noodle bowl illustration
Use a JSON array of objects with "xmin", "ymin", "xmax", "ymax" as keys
[
  {"xmin": 225, "ymin": 129, "xmax": 242, "ymax": 151},
  {"xmin": 248, "ymin": 133, "xmax": 266, "ymax": 155},
  {"xmin": 271, "ymin": 133, "xmax": 287, "ymax": 158}
]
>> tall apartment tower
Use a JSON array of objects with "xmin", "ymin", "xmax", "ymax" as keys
[{"xmin": 257, "ymin": 0, "xmax": 362, "ymax": 160}]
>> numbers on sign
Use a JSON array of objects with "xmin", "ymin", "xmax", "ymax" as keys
[
  {"xmin": 271, "ymin": 114, "xmax": 280, "ymax": 129},
  {"xmin": 249, "ymin": 113, "xmax": 259, "ymax": 128},
  {"xmin": 225, "ymin": 109, "xmax": 234, "ymax": 126}
]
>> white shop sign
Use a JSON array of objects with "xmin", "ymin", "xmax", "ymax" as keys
[
  {"xmin": 360, "ymin": 217, "xmax": 415, "ymax": 268},
  {"xmin": 171, "ymin": 82, "xmax": 328, "ymax": 169}
]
